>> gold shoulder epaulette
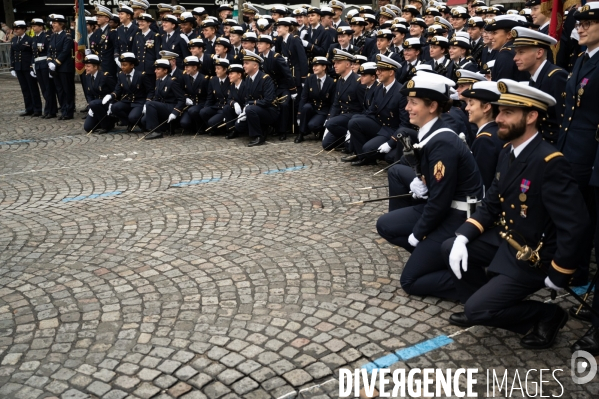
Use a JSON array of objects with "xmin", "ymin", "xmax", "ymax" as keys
[
  {"xmin": 171, "ymin": 77, "xmax": 177, "ymax": 80},
  {"xmin": 307, "ymin": 73, "xmax": 311, "ymax": 77},
  {"xmin": 548, "ymin": 69, "xmax": 561, "ymax": 77},
  {"xmin": 503, "ymin": 142, "xmax": 510, "ymax": 148},
  {"xmin": 579, "ymin": 51, "xmax": 585, "ymax": 57},
  {"xmin": 545, "ymin": 152, "xmax": 563, "ymax": 162},
  {"xmin": 274, "ymin": 53, "xmax": 279, "ymax": 57},
  {"xmin": 104, "ymin": 72, "xmax": 109, "ymax": 76},
  {"xmin": 357, "ymin": 77, "xmax": 361, "ymax": 81},
  {"xmin": 142, "ymin": 71, "xmax": 145, "ymax": 74},
  {"xmin": 334, "ymin": 79, "xmax": 337, "ymax": 82},
  {"xmin": 477, "ymin": 132, "xmax": 492, "ymax": 138},
  {"xmin": 263, "ymin": 74, "xmax": 269, "ymax": 79}
]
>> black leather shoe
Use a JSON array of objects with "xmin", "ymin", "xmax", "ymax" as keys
[
  {"xmin": 571, "ymin": 327, "xmax": 599, "ymax": 356},
  {"xmin": 569, "ymin": 305, "xmax": 592, "ymax": 322},
  {"xmin": 144, "ymin": 131, "xmax": 163, "ymax": 140},
  {"xmin": 126, "ymin": 123, "xmax": 135, "ymax": 133},
  {"xmin": 45, "ymin": 114, "xmax": 57, "ymax": 119},
  {"xmin": 81, "ymin": 115, "xmax": 87, "ymax": 120},
  {"xmin": 341, "ymin": 154, "xmax": 358, "ymax": 162},
  {"xmin": 351, "ymin": 158, "xmax": 377, "ymax": 166},
  {"xmin": 279, "ymin": 133, "xmax": 287, "ymax": 141},
  {"xmin": 57, "ymin": 115, "xmax": 64, "ymax": 120},
  {"xmin": 225, "ymin": 131, "xmax": 238, "ymax": 140},
  {"xmin": 32, "ymin": 113, "xmax": 42, "ymax": 117},
  {"xmin": 294, "ymin": 134, "xmax": 304, "ymax": 143},
  {"xmin": 19, "ymin": 111, "xmax": 34, "ymax": 117},
  {"xmin": 248, "ymin": 136, "xmax": 265, "ymax": 147},
  {"xmin": 96, "ymin": 128, "xmax": 111, "ymax": 134},
  {"xmin": 62, "ymin": 116, "xmax": 73, "ymax": 120},
  {"xmin": 449, "ymin": 312, "xmax": 473, "ymax": 327},
  {"xmin": 520, "ymin": 307, "xmax": 568, "ymax": 349}
]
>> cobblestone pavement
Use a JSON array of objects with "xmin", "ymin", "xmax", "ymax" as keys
[{"xmin": 0, "ymin": 75, "xmax": 597, "ymax": 399}]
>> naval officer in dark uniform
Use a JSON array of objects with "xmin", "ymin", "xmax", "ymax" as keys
[
  {"xmin": 198, "ymin": 58, "xmax": 231, "ymax": 135},
  {"xmin": 83, "ymin": 55, "xmax": 117, "ymax": 134},
  {"xmin": 132, "ymin": 13, "xmax": 161, "ymax": 83},
  {"xmin": 512, "ymin": 27, "xmax": 567, "ymax": 146},
  {"xmin": 47, "ymin": 14, "xmax": 75, "ymax": 120},
  {"xmin": 376, "ymin": 73, "xmax": 483, "ymax": 301},
  {"xmin": 10, "ymin": 20, "xmax": 42, "ymax": 117},
  {"xmin": 143, "ymin": 59, "xmax": 186, "ymax": 140},
  {"xmin": 347, "ymin": 54, "xmax": 410, "ymax": 166},
  {"xmin": 296, "ymin": 56, "xmax": 336, "ymax": 143},
  {"xmin": 30, "ymin": 18, "xmax": 57, "ymax": 118},
  {"xmin": 443, "ymin": 79, "xmax": 589, "ymax": 350},
  {"xmin": 179, "ymin": 55, "xmax": 209, "ymax": 133},
  {"xmin": 89, "ymin": 6, "xmax": 118, "ymax": 77},
  {"xmin": 485, "ymin": 15, "xmax": 530, "ymax": 82}
]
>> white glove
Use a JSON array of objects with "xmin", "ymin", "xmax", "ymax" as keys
[
  {"xmin": 10, "ymin": 70, "xmax": 16, "ymax": 77},
  {"xmin": 544, "ymin": 276, "xmax": 563, "ymax": 292},
  {"xmin": 85, "ymin": 49, "xmax": 91, "ymax": 55},
  {"xmin": 345, "ymin": 130, "xmax": 350, "ymax": 142},
  {"xmin": 48, "ymin": 62, "xmax": 56, "ymax": 71},
  {"xmin": 300, "ymin": 30, "xmax": 308, "ymax": 39},
  {"xmin": 30, "ymin": 70, "xmax": 36, "ymax": 78},
  {"xmin": 234, "ymin": 102, "xmax": 241, "ymax": 115},
  {"xmin": 167, "ymin": 113, "xmax": 177, "ymax": 123},
  {"xmin": 378, "ymin": 142, "xmax": 391, "ymax": 153},
  {"xmin": 410, "ymin": 177, "xmax": 429, "ymax": 199},
  {"xmin": 185, "ymin": 98, "xmax": 193, "ymax": 106},
  {"xmin": 408, "ymin": 233, "xmax": 419, "ymax": 247},
  {"xmin": 238, "ymin": 112, "xmax": 246, "ymax": 122},
  {"xmin": 107, "ymin": 104, "xmax": 112, "ymax": 115},
  {"xmin": 102, "ymin": 94, "xmax": 111, "ymax": 105},
  {"xmin": 242, "ymin": 105, "xmax": 247, "ymax": 113},
  {"xmin": 323, "ymin": 128, "xmax": 330, "ymax": 140},
  {"xmin": 301, "ymin": 39, "xmax": 309, "ymax": 47},
  {"xmin": 142, "ymin": 105, "xmax": 146, "ymax": 115},
  {"xmin": 297, "ymin": 118, "xmax": 300, "ymax": 126},
  {"xmin": 88, "ymin": 109, "xmax": 94, "ymax": 117},
  {"xmin": 291, "ymin": 93, "xmax": 297, "ymax": 100},
  {"xmin": 449, "ymin": 235, "xmax": 469, "ymax": 279},
  {"xmin": 115, "ymin": 58, "xmax": 121, "ymax": 68}
]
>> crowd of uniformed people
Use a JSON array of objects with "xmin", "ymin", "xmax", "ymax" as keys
[{"xmin": 8, "ymin": 0, "xmax": 599, "ymax": 355}]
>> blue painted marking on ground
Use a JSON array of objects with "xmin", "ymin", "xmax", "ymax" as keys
[
  {"xmin": 62, "ymin": 191, "xmax": 122, "ymax": 203},
  {"xmin": 362, "ymin": 335, "xmax": 454, "ymax": 374},
  {"xmin": 171, "ymin": 178, "xmax": 222, "ymax": 187},
  {"xmin": 572, "ymin": 283, "xmax": 594, "ymax": 296},
  {"xmin": 0, "ymin": 139, "xmax": 33, "ymax": 145},
  {"xmin": 263, "ymin": 166, "xmax": 307, "ymax": 175}
]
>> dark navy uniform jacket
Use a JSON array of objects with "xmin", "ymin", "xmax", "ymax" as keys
[
  {"xmin": 457, "ymin": 134, "xmax": 589, "ymax": 288},
  {"xmin": 559, "ymin": 51, "xmax": 599, "ymax": 186},
  {"xmin": 226, "ymin": 81, "xmax": 247, "ymax": 108},
  {"xmin": 115, "ymin": 23, "xmax": 139, "ymax": 58},
  {"xmin": 85, "ymin": 71, "xmax": 117, "ymax": 100},
  {"xmin": 326, "ymin": 43, "xmax": 359, "ymax": 62},
  {"xmin": 298, "ymin": 73, "xmax": 336, "ymax": 115},
  {"xmin": 109, "ymin": 70, "xmax": 154, "ymax": 104},
  {"xmin": 362, "ymin": 80, "xmax": 409, "ymax": 135},
  {"xmin": 132, "ymin": 31, "xmax": 161, "ymax": 74},
  {"xmin": 446, "ymin": 57, "xmax": 479, "ymax": 82},
  {"xmin": 32, "ymin": 31, "xmax": 51, "ymax": 71},
  {"xmin": 242, "ymin": 70, "xmax": 277, "ymax": 108},
  {"xmin": 10, "ymin": 34, "xmax": 34, "ymax": 71},
  {"xmin": 160, "ymin": 31, "xmax": 191, "ymax": 67},
  {"xmin": 492, "ymin": 41, "xmax": 530, "ymax": 81},
  {"xmin": 529, "ymin": 61, "xmax": 567, "ymax": 146},
  {"xmin": 150, "ymin": 75, "xmax": 187, "ymax": 116},
  {"xmin": 470, "ymin": 121, "xmax": 504, "ymax": 192},
  {"xmin": 305, "ymin": 25, "xmax": 333, "ymax": 57},
  {"xmin": 328, "ymin": 72, "xmax": 366, "ymax": 118},
  {"xmin": 470, "ymin": 38, "xmax": 485, "ymax": 67},
  {"xmin": 261, "ymin": 51, "xmax": 295, "ymax": 91},
  {"xmin": 205, "ymin": 76, "xmax": 231, "ymax": 110},
  {"xmin": 182, "ymin": 72, "xmax": 209, "ymax": 106},
  {"xmin": 412, "ymin": 118, "xmax": 483, "ymax": 241},
  {"xmin": 352, "ymin": 35, "xmax": 376, "ymax": 58},
  {"xmin": 397, "ymin": 60, "xmax": 423, "ymax": 84},
  {"xmin": 275, "ymin": 34, "xmax": 309, "ymax": 86},
  {"xmin": 48, "ymin": 31, "xmax": 74, "ymax": 73},
  {"xmin": 480, "ymin": 48, "xmax": 497, "ymax": 69},
  {"xmin": 363, "ymin": 83, "xmax": 376, "ymax": 109},
  {"xmin": 89, "ymin": 25, "xmax": 117, "ymax": 76}
]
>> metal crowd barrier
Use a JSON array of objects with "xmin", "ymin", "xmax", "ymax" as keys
[{"xmin": 0, "ymin": 43, "xmax": 11, "ymax": 73}]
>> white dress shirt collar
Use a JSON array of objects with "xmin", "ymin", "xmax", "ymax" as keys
[
  {"xmin": 417, "ymin": 117, "xmax": 439, "ymax": 142},
  {"xmin": 512, "ymin": 132, "xmax": 538, "ymax": 158},
  {"xmin": 530, "ymin": 60, "xmax": 547, "ymax": 82}
]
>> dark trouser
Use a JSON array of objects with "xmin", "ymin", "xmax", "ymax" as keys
[
  {"xmin": 84, "ymin": 99, "xmax": 114, "ymax": 131},
  {"xmin": 80, "ymin": 71, "xmax": 88, "ymax": 104},
  {"xmin": 276, "ymin": 89, "xmax": 291, "ymax": 133},
  {"xmin": 199, "ymin": 107, "xmax": 224, "ymax": 128},
  {"xmin": 180, "ymin": 104, "xmax": 204, "ymax": 131},
  {"xmin": 376, "ymin": 205, "xmax": 467, "ymax": 301},
  {"xmin": 570, "ymin": 163, "xmax": 597, "ymax": 284},
  {"xmin": 387, "ymin": 164, "xmax": 421, "ymax": 212},
  {"xmin": 54, "ymin": 71, "xmax": 75, "ymax": 117},
  {"xmin": 441, "ymin": 232, "xmax": 557, "ymax": 335},
  {"xmin": 348, "ymin": 115, "xmax": 381, "ymax": 159},
  {"xmin": 144, "ymin": 102, "xmax": 175, "ymax": 132},
  {"xmin": 299, "ymin": 103, "xmax": 327, "ymax": 135},
  {"xmin": 323, "ymin": 114, "xmax": 354, "ymax": 150},
  {"xmin": 112, "ymin": 102, "xmax": 144, "ymax": 126},
  {"xmin": 16, "ymin": 69, "xmax": 42, "ymax": 114},
  {"xmin": 35, "ymin": 67, "xmax": 58, "ymax": 116},
  {"xmin": 236, "ymin": 105, "xmax": 279, "ymax": 138}
]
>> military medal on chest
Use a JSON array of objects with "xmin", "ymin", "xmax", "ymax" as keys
[
  {"xmin": 578, "ymin": 78, "xmax": 589, "ymax": 107},
  {"xmin": 519, "ymin": 179, "xmax": 530, "ymax": 218}
]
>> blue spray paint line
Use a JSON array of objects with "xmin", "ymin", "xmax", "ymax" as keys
[
  {"xmin": 171, "ymin": 178, "xmax": 222, "ymax": 187},
  {"xmin": 572, "ymin": 283, "xmax": 594, "ymax": 296},
  {"xmin": 362, "ymin": 335, "xmax": 454, "ymax": 374},
  {"xmin": 263, "ymin": 166, "xmax": 307, "ymax": 175},
  {"xmin": 0, "ymin": 139, "xmax": 33, "ymax": 145},
  {"xmin": 62, "ymin": 191, "xmax": 122, "ymax": 203}
]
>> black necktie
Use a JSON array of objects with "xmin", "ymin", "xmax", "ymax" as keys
[
  {"xmin": 167, "ymin": 33, "xmax": 171, "ymax": 43},
  {"xmin": 220, "ymin": 80, "xmax": 223, "ymax": 86},
  {"xmin": 235, "ymin": 48, "xmax": 239, "ymax": 56},
  {"xmin": 383, "ymin": 88, "xmax": 387, "ymax": 97},
  {"xmin": 317, "ymin": 78, "xmax": 322, "ymax": 91},
  {"xmin": 125, "ymin": 26, "xmax": 128, "ymax": 33},
  {"xmin": 17, "ymin": 36, "xmax": 21, "ymax": 44},
  {"xmin": 529, "ymin": 77, "xmax": 535, "ymax": 86},
  {"xmin": 91, "ymin": 75, "xmax": 95, "ymax": 85},
  {"xmin": 509, "ymin": 151, "xmax": 515, "ymax": 167},
  {"xmin": 126, "ymin": 74, "xmax": 131, "ymax": 86},
  {"xmin": 191, "ymin": 75, "xmax": 195, "ymax": 85},
  {"xmin": 582, "ymin": 53, "xmax": 590, "ymax": 67}
]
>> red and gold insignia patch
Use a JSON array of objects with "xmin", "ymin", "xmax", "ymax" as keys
[{"xmin": 434, "ymin": 161, "xmax": 445, "ymax": 181}]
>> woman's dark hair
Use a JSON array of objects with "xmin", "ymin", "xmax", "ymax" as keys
[{"xmin": 423, "ymin": 98, "xmax": 452, "ymax": 114}]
